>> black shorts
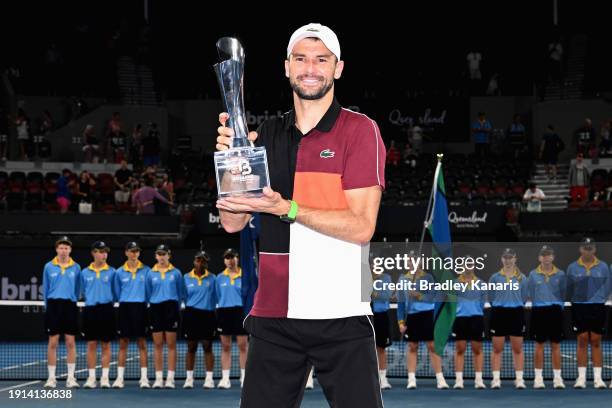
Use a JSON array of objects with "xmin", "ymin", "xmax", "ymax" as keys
[
  {"xmin": 217, "ymin": 306, "xmax": 247, "ymax": 336},
  {"xmin": 489, "ymin": 306, "xmax": 525, "ymax": 337},
  {"xmin": 531, "ymin": 305, "xmax": 564, "ymax": 343},
  {"xmin": 373, "ymin": 311, "xmax": 392, "ymax": 348},
  {"xmin": 572, "ymin": 303, "xmax": 606, "ymax": 334},
  {"xmin": 117, "ymin": 302, "xmax": 148, "ymax": 339},
  {"xmin": 45, "ymin": 299, "xmax": 78, "ymax": 336},
  {"xmin": 82, "ymin": 303, "xmax": 115, "ymax": 341},
  {"xmin": 404, "ymin": 310, "xmax": 434, "ymax": 342},
  {"xmin": 241, "ymin": 315, "xmax": 383, "ymax": 408},
  {"xmin": 452, "ymin": 315, "xmax": 485, "ymax": 341},
  {"xmin": 149, "ymin": 300, "xmax": 180, "ymax": 333},
  {"xmin": 182, "ymin": 307, "xmax": 217, "ymax": 340}
]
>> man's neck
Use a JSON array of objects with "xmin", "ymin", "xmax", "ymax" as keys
[
  {"xmin": 293, "ymin": 90, "xmax": 334, "ymax": 134},
  {"xmin": 227, "ymin": 266, "xmax": 239, "ymax": 274},
  {"xmin": 502, "ymin": 266, "xmax": 515, "ymax": 275},
  {"xmin": 127, "ymin": 259, "xmax": 139, "ymax": 268},
  {"xmin": 93, "ymin": 261, "xmax": 106, "ymax": 268},
  {"xmin": 540, "ymin": 264, "xmax": 553, "ymax": 273},
  {"xmin": 57, "ymin": 256, "xmax": 69, "ymax": 265}
]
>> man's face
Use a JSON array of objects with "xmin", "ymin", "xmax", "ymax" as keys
[
  {"xmin": 92, "ymin": 249, "xmax": 108, "ymax": 263},
  {"xmin": 125, "ymin": 249, "xmax": 140, "ymax": 262},
  {"xmin": 501, "ymin": 255, "xmax": 516, "ymax": 268},
  {"xmin": 56, "ymin": 244, "xmax": 71, "ymax": 258},
  {"xmin": 285, "ymin": 38, "xmax": 344, "ymax": 101},
  {"xmin": 579, "ymin": 246, "xmax": 596, "ymax": 258},
  {"xmin": 538, "ymin": 254, "xmax": 554, "ymax": 267},
  {"xmin": 224, "ymin": 255, "xmax": 238, "ymax": 269}
]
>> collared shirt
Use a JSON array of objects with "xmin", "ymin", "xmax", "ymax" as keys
[
  {"xmin": 42, "ymin": 257, "xmax": 81, "ymax": 305},
  {"xmin": 372, "ymin": 273, "xmax": 393, "ymax": 313},
  {"xmin": 146, "ymin": 263, "xmax": 184, "ymax": 304},
  {"xmin": 113, "ymin": 261, "xmax": 150, "ymax": 303},
  {"xmin": 396, "ymin": 271, "xmax": 435, "ymax": 321},
  {"xmin": 527, "ymin": 265, "xmax": 566, "ymax": 307},
  {"xmin": 80, "ymin": 263, "xmax": 115, "ymax": 306},
  {"xmin": 567, "ymin": 257, "xmax": 610, "ymax": 304},
  {"xmin": 488, "ymin": 268, "xmax": 528, "ymax": 307},
  {"xmin": 184, "ymin": 269, "xmax": 216, "ymax": 311},
  {"xmin": 456, "ymin": 274, "xmax": 486, "ymax": 317},
  {"xmin": 251, "ymin": 99, "xmax": 386, "ymax": 319},
  {"xmin": 216, "ymin": 268, "xmax": 243, "ymax": 309},
  {"xmin": 472, "ymin": 119, "xmax": 492, "ymax": 144}
]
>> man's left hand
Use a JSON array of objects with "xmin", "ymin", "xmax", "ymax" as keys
[{"xmin": 216, "ymin": 186, "xmax": 291, "ymax": 216}]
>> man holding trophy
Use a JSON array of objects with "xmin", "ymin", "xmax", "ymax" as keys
[{"xmin": 215, "ymin": 23, "xmax": 386, "ymax": 407}]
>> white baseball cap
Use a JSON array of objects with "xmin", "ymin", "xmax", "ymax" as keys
[{"xmin": 287, "ymin": 23, "xmax": 341, "ymax": 61}]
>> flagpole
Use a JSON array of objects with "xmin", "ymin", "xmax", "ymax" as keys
[{"xmin": 417, "ymin": 154, "xmax": 444, "ymax": 257}]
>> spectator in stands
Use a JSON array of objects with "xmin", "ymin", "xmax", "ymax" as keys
[
  {"xmin": 403, "ymin": 142, "xmax": 418, "ymax": 168},
  {"xmin": 154, "ymin": 178, "xmax": 172, "ymax": 216},
  {"xmin": 386, "ymin": 140, "xmax": 401, "ymax": 167},
  {"xmin": 39, "ymin": 109, "xmax": 54, "ymax": 136},
  {"xmin": 408, "ymin": 125, "xmax": 423, "ymax": 153},
  {"xmin": 523, "ymin": 183, "xmax": 545, "ymax": 213},
  {"xmin": 160, "ymin": 174, "xmax": 174, "ymax": 202},
  {"xmin": 486, "ymin": 73, "xmax": 500, "ymax": 96},
  {"xmin": 15, "ymin": 108, "xmax": 31, "ymax": 160},
  {"xmin": 107, "ymin": 112, "xmax": 123, "ymax": 136},
  {"xmin": 76, "ymin": 170, "xmax": 96, "ymax": 205},
  {"xmin": 539, "ymin": 125, "xmax": 564, "ymax": 181},
  {"xmin": 141, "ymin": 166, "xmax": 157, "ymax": 185},
  {"xmin": 599, "ymin": 120, "xmax": 611, "ymax": 156},
  {"xmin": 507, "ymin": 114, "xmax": 526, "ymax": 159},
  {"xmin": 129, "ymin": 123, "xmax": 144, "ymax": 169},
  {"xmin": 547, "ymin": 40, "xmax": 563, "ymax": 83},
  {"xmin": 82, "ymin": 124, "xmax": 100, "ymax": 163},
  {"xmin": 56, "ymin": 169, "xmax": 74, "ymax": 214},
  {"xmin": 132, "ymin": 177, "xmax": 172, "ymax": 215},
  {"xmin": 568, "ymin": 153, "xmax": 590, "ymax": 203},
  {"xmin": 574, "ymin": 118, "xmax": 596, "ymax": 157},
  {"xmin": 142, "ymin": 122, "xmax": 161, "ymax": 167},
  {"xmin": 107, "ymin": 127, "xmax": 127, "ymax": 163},
  {"xmin": 114, "ymin": 160, "xmax": 133, "ymax": 206},
  {"xmin": 471, "ymin": 112, "xmax": 492, "ymax": 158},
  {"xmin": 466, "ymin": 50, "xmax": 482, "ymax": 80}
]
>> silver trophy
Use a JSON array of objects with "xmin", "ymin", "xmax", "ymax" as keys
[{"xmin": 213, "ymin": 37, "xmax": 270, "ymax": 197}]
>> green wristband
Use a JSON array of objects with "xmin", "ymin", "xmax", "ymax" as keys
[{"xmin": 287, "ymin": 200, "xmax": 298, "ymax": 220}]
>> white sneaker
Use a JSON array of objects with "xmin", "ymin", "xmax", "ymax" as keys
[
  {"xmin": 164, "ymin": 378, "xmax": 175, "ymax": 389},
  {"xmin": 490, "ymin": 379, "xmax": 501, "ymax": 389},
  {"xmin": 437, "ymin": 378, "xmax": 449, "ymax": 389},
  {"xmin": 453, "ymin": 380, "xmax": 464, "ymax": 389},
  {"xmin": 305, "ymin": 377, "xmax": 314, "ymax": 389},
  {"xmin": 553, "ymin": 377, "xmax": 565, "ymax": 389},
  {"xmin": 574, "ymin": 377, "xmax": 586, "ymax": 389},
  {"xmin": 515, "ymin": 379, "xmax": 526, "ymax": 389},
  {"xmin": 380, "ymin": 377, "xmax": 392, "ymax": 390},
  {"xmin": 474, "ymin": 379, "xmax": 487, "ymax": 389},
  {"xmin": 44, "ymin": 378, "xmax": 57, "ymax": 388},
  {"xmin": 100, "ymin": 377, "xmax": 111, "ymax": 389},
  {"xmin": 183, "ymin": 378, "xmax": 194, "ymax": 389},
  {"xmin": 66, "ymin": 377, "xmax": 79, "ymax": 389},
  {"xmin": 203, "ymin": 377, "xmax": 215, "ymax": 389},
  {"xmin": 594, "ymin": 378, "xmax": 607, "ymax": 389},
  {"xmin": 139, "ymin": 378, "xmax": 151, "ymax": 389},
  {"xmin": 533, "ymin": 377, "xmax": 545, "ymax": 389},
  {"xmin": 407, "ymin": 378, "xmax": 417, "ymax": 389},
  {"xmin": 112, "ymin": 377, "xmax": 124, "ymax": 389},
  {"xmin": 217, "ymin": 378, "xmax": 231, "ymax": 389},
  {"xmin": 83, "ymin": 377, "xmax": 97, "ymax": 389},
  {"xmin": 152, "ymin": 378, "xmax": 164, "ymax": 389}
]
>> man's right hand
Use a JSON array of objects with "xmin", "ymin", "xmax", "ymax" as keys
[{"xmin": 216, "ymin": 112, "xmax": 258, "ymax": 151}]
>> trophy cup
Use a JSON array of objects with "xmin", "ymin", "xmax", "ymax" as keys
[{"xmin": 213, "ymin": 37, "xmax": 270, "ymax": 197}]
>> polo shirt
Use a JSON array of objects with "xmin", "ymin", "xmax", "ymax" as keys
[{"xmin": 250, "ymin": 99, "xmax": 386, "ymax": 319}]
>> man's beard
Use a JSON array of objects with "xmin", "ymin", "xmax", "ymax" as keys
[{"xmin": 290, "ymin": 75, "xmax": 334, "ymax": 100}]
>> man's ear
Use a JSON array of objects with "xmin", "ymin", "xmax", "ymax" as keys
[
  {"xmin": 284, "ymin": 58, "xmax": 290, "ymax": 78},
  {"xmin": 334, "ymin": 60, "xmax": 344, "ymax": 80}
]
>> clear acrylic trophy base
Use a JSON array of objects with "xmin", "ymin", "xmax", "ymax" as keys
[{"xmin": 214, "ymin": 146, "xmax": 270, "ymax": 197}]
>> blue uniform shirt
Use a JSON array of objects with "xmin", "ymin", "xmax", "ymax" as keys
[
  {"xmin": 488, "ymin": 268, "xmax": 528, "ymax": 307},
  {"xmin": 396, "ymin": 271, "xmax": 435, "ymax": 322},
  {"xmin": 566, "ymin": 257, "xmax": 610, "ymax": 304},
  {"xmin": 80, "ymin": 263, "xmax": 116, "ymax": 306},
  {"xmin": 216, "ymin": 268, "xmax": 243, "ymax": 309},
  {"xmin": 146, "ymin": 263, "xmax": 184, "ymax": 304},
  {"xmin": 184, "ymin": 270, "xmax": 216, "ymax": 311},
  {"xmin": 113, "ymin": 261, "xmax": 150, "ymax": 303},
  {"xmin": 372, "ymin": 273, "xmax": 393, "ymax": 313},
  {"xmin": 527, "ymin": 265, "xmax": 566, "ymax": 307},
  {"xmin": 42, "ymin": 257, "xmax": 81, "ymax": 305},
  {"xmin": 456, "ymin": 274, "xmax": 486, "ymax": 317},
  {"xmin": 472, "ymin": 119, "xmax": 492, "ymax": 144}
]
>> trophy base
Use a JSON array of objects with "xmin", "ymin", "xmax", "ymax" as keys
[{"xmin": 214, "ymin": 146, "xmax": 270, "ymax": 197}]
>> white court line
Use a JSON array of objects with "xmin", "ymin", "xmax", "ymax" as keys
[
  {"xmin": 0, "ymin": 381, "xmax": 41, "ymax": 393},
  {"xmin": 561, "ymin": 353, "xmax": 612, "ymax": 370}
]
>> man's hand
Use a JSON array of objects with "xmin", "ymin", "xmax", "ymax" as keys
[
  {"xmin": 399, "ymin": 323, "xmax": 407, "ymax": 335},
  {"xmin": 216, "ymin": 186, "xmax": 291, "ymax": 216},
  {"xmin": 216, "ymin": 112, "xmax": 258, "ymax": 151}
]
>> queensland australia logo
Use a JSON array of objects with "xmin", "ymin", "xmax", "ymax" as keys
[
  {"xmin": 320, "ymin": 149, "xmax": 335, "ymax": 159},
  {"xmin": 448, "ymin": 211, "xmax": 488, "ymax": 229}
]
